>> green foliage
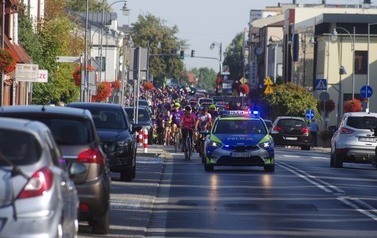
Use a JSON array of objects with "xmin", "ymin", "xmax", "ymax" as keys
[
  {"xmin": 222, "ymin": 32, "xmax": 244, "ymax": 79},
  {"xmin": 65, "ymin": 0, "xmax": 106, "ymax": 12},
  {"xmin": 18, "ymin": 2, "xmax": 81, "ymax": 104},
  {"xmin": 132, "ymin": 14, "xmax": 186, "ymax": 85},
  {"xmin": 263, "ymin": 83, "xmax": 319, "ymax": 119},
  {"xmin": 190, "ymin": 68, "xmax": 217, "ymax": 91}
]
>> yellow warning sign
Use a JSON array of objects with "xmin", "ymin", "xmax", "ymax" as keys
[
  {"xmin": 264, "ymin": 77, "xmax": 273, "ymax": 86},
  {"xmin": 264, "ymin": 85, "xmax": 273, "ymax": 94},
  {"xmin": 239, "ymin": 77, "xmax": 247, "ymax": 84}
]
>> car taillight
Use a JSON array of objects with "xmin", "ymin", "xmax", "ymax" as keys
[
  {"xmin": 273, "ymin": 126, "xmax": 283, "ymax": 132},
  {"xmin": 301, "ymin": 127, "xmax": 310, "ymax": 135},
  {"xmin": 77, "ymin": 148, "xmax": 105, "ymax": 164},
  {"xmin": 17, "ymin": 167, "xmax": 53, "ymax": 199},
  {"xmin": 340, "ymin": 127, "xmax": 354, "ymax": 134}
]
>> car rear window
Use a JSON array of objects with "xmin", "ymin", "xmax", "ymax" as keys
[
  {"xmin": 0, "ymin": 129, "xmax": 41, "ymax": 165},
  {"xmin": 89, "ymin": 109, "xmax": 128, "ymax": 130},
  {"xmin": 124, "ymin": 108, "xmax": 150, "ymax": 122},
  {"xmin": 346, "ymin": 116, "xmax": 377, "ymax": 129},
  {"xmin": 214, "ymin": 119, "xmax": 266, "ymax": 134},
  {"xmin": 278, "ymin": 119, "xmax": 306, "ymax": 128}
]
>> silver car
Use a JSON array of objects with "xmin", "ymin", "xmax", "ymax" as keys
[
  {"xmin": 330, "ymin": 112, "xmax": 377, "ymax": 168},
  {"xmin": 0, "ymin": 117, "xmax": 83, "ymax": 238}
]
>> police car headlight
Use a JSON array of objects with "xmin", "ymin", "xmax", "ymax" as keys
[
  {"xmin": 258, "ymin": 139, "xmax": 273, "ymax": 149},
  {"xmin": 209, "ymin": 141, "xmax": 222, "ymax": 148}
]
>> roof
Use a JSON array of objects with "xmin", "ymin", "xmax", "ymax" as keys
[
  {"xmin": 68, "ymin": 102, "xmax": 123, "ymax": 110},
  {"xmin": 0, "ymin": 105, "xmax": 91, "ymax": 118}
]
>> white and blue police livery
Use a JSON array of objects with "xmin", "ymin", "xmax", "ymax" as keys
[{"xmin": 203, "ymin": 110, "xmax": 275, "ymax": 172}]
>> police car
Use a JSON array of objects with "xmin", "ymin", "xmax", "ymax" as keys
[{"xmin": 203, "ymin": 110, "xmax": 275, "ymax": 172}]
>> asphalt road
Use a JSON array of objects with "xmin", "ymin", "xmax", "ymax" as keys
[{"xmin": 79, "ymin": 145, "xmax": 377, "ymax": 238}]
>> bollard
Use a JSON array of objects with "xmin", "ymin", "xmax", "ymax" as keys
[
  {"xmin": 138, "ymin": 130, "xmax": 143, "ymax": 147},
  {"xmin": 143, "ymin": 127, "xmax": 148, "ymax": 152}
]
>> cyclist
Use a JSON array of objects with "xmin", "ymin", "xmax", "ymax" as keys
[
  {"xmin": 180, "ymin": 105, "xmax": 196, "ymax": 156},
  {"xmin": 170, "ymin": 102, "xmax": 183, "ymax": 146},
  {"xmin": 195, "ymin": 106, "xmax": 212, "ymax": 156},
  {"xmin": 208, "ymin": 104, "xmax": 219, "ymax": 123}
]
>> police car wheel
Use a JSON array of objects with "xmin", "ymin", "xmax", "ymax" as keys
[{"xmin": 264, "ymin": 164, "xmax": 275, "ymax": 172}]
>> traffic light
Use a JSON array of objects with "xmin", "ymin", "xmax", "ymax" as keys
[
  {"xmin": 179, "ymin": 50, "xmax": 184, "ymax": 59},
  {"xmin": 191, "ymin": 50, "xmax": 195, "ymax": 57}
]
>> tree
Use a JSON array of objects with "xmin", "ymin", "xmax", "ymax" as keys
[
  {"xmin": 190, "ymin": 67, "xmax": 217, "ymax": 91},
  {"xmin": 19, "ymin": 0, "xmax": 84, "ymax": 104},
  {"xmin": 65, "ymin": 0, "xmax": 107, "ymax": 12},
  {"xmin": 222, "ymin": 32, "xmax": 244, "ymax": 80},
  {"xmin": 263, "ymin": 83, "xmax": 318, "ymax": 119},
  {"xmin": 131, "ymin": 14, "xmax": 187, "ymax": 86}
]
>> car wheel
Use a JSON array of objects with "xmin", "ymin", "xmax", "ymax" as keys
[
  {"xmin": 132, "ymin": 162, "xmax": 136, "ymax": 179},
  {"xmin": 264, "ymin": 164, "xmax": 275, "ymax": 172},
  {"xmin": 330, "ymin": 152, "xmax": 336, "ymax": 167},
  {"xmin": 333, "ymin": 151, "xmax": 343, "ymax": 168},
  {"xmin": 91, "ymin": 208, "xmax": 110, "ymax": 234},
  {"xmin": 301, "ymin": 145, "xmax": 310, "ymax": 150},
  {"xmin": 204, "ymin": 159, "xmax": 214, "ymax": 172},
  {"xmin": 120, "ymin": 165, "xmax": 133, "ymax": 181}
]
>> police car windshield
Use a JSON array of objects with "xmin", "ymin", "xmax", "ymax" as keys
[{"xmin": 214, "ymin": 119, "xmax": 267, "ymax": 134}]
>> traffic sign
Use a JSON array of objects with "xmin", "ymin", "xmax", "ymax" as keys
[
  {"xmin": 314, "ymin": 79, "xmax": 327, "ymax": 90},
  {"xmin": 360, "ymin": 85, "xmax": 373, "ymax": 98},
  {"xmin": 305, "ymin": 109, "xmax": 315, "ymax": 120},
  {"xmin": 239, "ymin": 77, "xmax": 247, "ymax": 84},
  {"xmin": 264, "ymin": 76, "xmax": 273, "ymax": 86},
  {"xmin": 319, "ymin": 91, "xmax": 330, "ymax": 102},
  {"xmin": 264, "ymin": 85, "xmax": 273, "ymax": 94},
  {"xmin": 15, "ymin": 64, "xmax": 39, "ymax": 82},
  {"xmin": 56, "ymin": 56, "xmax": 81, "ymax": 63}
]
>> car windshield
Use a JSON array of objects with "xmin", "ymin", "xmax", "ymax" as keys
[
  {"xmin": 0, "ymin": 129, "xmax": 41, "ymax": 166},
  {"xmin": 347, "ymin": 116, "xmax": 377, "ymax": 129},
  {"xmin": 124, "ymin": 108, "xmax": 150, "ymax": 123},
  {"xmin": 213, "ymin": 119, "xmax": 267, "ymax": 134},
  {"xmin": 89, "ymin": 109, "xmax": 128, "ymax": 130}
]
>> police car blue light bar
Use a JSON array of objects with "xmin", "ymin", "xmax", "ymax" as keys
[{"xmin": 219, "ymin": 110, "xmax": 256, "ymax": 116}]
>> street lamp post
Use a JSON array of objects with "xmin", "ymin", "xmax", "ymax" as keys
[
  {"xmin": 367, "ymin": 23, "xmax": 377, "ymax": 113},
  {"xmin": 210, "ymin": 42, "xmax": 222, "ymax": 74},
  {"xmin": 332, "ymin": 27, "xmax": 355, "ymax": 100}
]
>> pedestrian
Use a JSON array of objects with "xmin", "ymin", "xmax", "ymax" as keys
[{"xmin": 309, "ymin": 118, "xmax": 319, "ymax": 147}]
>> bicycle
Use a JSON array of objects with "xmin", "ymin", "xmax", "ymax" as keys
[
  {"xmin": 173, "ymin": 129, "xmax": 180, "ymax": 153},
  {"xmin": 182, "ymin": 128, "xmax": 193, "ymax": 160}
]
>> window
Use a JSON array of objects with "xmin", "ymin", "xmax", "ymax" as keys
[
  {"xmin": 95, "ymin": 56, "xmax": 106, "ymax": 72},
  {"xmin": 354, "ymin": 51, "xmax": 367, "ymax": 75}
]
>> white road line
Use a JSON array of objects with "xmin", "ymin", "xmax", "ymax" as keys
[{"xmin": 312, "ymin": 156, "xmax": 328, "ymax": 160}]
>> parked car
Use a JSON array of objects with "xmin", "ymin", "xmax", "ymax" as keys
[
  {"xmin": 124, "ymin": 106, "xmax": 154, "ymax": 144},
  {"xmin": 0, "ymin": 105, "xmax": 111, "ymax": 234},
  {"xmin": 331, "ymin": 112, "xmax": 377, "ymax": 168},
  {"xmin": 270, "ymin": 116, "xmax": 311, "ymax": 150},
  {"xmin": 67, "ymin": 102, "xmax": 141, "ymax": 181},
  {"xmin": 0, "ymin": 117, "xmax": 81, "ymax": 237},
  {"xmin": 263, "ymin": 119, "xmax": 273, "ymax": 132},
  {"xmin": 202, "ymin": 110, "xmax": 275, "ymax": 172}
]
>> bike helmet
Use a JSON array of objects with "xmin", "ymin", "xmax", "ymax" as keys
[
  {"xmin": 174, "ymin": 102, "xmax": 181, "ymax": 108},
  {"xmin": 185, "ymin": 105, "xmax": 192, "ymax": 111},
  {"xmin": 209, "ymin": 104, "xmax": 216, "ymax": 110}
]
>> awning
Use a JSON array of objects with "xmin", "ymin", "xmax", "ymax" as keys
[{"xmin": 4, "ymin": 34, "xmax": 30, "ymax": 63}]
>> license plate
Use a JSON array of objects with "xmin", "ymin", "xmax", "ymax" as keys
[
  {"xmin": 231, "ymin": 152, "xmax": 251, "ymax": 157},
  {"xmin": 285, "ymin": 137, "xmax": 297, "ymax": 141},
  {"xmin": 359, "ymin": 137, "xmax": 377, "ymax": 142}
]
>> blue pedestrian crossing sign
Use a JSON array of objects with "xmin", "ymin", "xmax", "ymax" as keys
[
  {"xmin": 360, "ymin": 85, "xmax": 373, "ymax": 98},
  {"xmin": 305, "ymin": 109, "xmax": 315, "ymax": 120},
  {"xmin": 315, "ymin": 79, "xmax": 327, "ymax": 91}
]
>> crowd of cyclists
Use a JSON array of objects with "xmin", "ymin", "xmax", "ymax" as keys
[{"xmin": 133, "ymin": 85, "xmax": 220, "ymax": 155}]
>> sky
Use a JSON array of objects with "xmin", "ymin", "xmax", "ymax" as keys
[{"xmin": 108, "ymin": 0, "xmax": 365, "ymax": 71}]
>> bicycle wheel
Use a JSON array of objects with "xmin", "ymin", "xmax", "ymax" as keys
[
  {"xmin": 188, "ymin": 137, "xmax": 192, "ymax": 159},
  {"xmin": 184, "ymin": 137, "xmax": 189, "ymax": 160},
  {"xmin": 174, "ymin": 132, "xmax": 179, "ymax": 153}
]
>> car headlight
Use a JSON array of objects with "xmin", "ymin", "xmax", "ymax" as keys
[
  {"xmin": 209, "ymin": 141, "xmax": 222, "ymax": 149},
  {"xmin": 259, "ymin": 139, "xmax": 273, "ymax": 149}
]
